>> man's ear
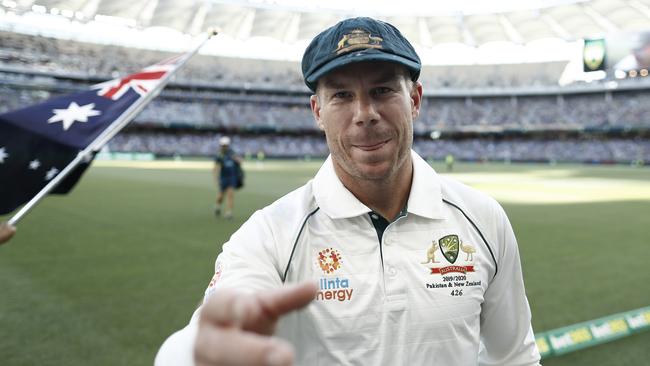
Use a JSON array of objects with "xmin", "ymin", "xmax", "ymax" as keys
[
  {"xmin": 310, "ymin": 94, "xmax": 325, "ymax": 131},
  {"xmin": 410, "ymin": 81, "xmax": 423, "ymax": 120}
]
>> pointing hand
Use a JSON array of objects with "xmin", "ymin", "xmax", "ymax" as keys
[{"xmin": 195, "ymin": 281, "xmax": 317, "ymax": 366}]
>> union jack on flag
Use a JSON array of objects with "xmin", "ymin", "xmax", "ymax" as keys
[
  {"xmin": 94, "ymin": 55, "xmax": 183, "ymax": 100},
  {"xmin": 0, "ymin": 56, "xmax": 183, "ymax": 215}
]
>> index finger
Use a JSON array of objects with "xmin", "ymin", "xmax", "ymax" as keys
[
  {"xmin": 257, "ymin": 281, "xmax": 318, "ymax": 319},
  {"xmin": 201, "ymin": 281, "xmax": 317, "ymax": 329}
]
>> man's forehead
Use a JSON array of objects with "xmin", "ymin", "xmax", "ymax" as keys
[{"xmin": 318, "ymin": 62, "xmax": 407, "ymax": 89}]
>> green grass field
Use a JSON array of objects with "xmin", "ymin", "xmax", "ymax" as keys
[{"xmin": 1, "ymin": 159, "xmax": 649, "ymax": 365}]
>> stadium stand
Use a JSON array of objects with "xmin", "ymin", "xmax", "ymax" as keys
[
  {"xmin": 0, "ymin": 31, "xmax": 567, "ymax": 89},
  {"xmin": 105, "ymin": 133, "xmax": 650, "ymax": 164}
]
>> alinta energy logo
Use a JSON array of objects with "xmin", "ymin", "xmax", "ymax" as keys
[{"xmin": 315, "ymin": 248, "xmax": 353, "ymax": 302}]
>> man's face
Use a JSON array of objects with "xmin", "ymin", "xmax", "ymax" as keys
[{"xmin": 310, "ymin": 62, "xmax": 422, "ymax": 183}]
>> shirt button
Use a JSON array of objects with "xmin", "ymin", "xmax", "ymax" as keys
[
  {"xmin": 387, "ymin": 266, "xmax": 397, "ymax": 277},
  {"xmin": 371, "ymin": 213, "xmax": 379, "ymax": 220}
]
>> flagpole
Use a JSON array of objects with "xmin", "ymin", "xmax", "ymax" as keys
[{"xmin": 8, "ymin": 29, "xmax": 217, "ymax": 226}]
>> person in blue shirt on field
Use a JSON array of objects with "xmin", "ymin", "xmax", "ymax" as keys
[{"xmin": 213, "ymin": 136, "xmax": 242, "ymax": 219}]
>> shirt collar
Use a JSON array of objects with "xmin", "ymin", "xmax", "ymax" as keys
[
  {"xmin": 313, "ymin": 150, "xmax": 444, "ymax": 220},
  {"xmin": 408, "ymin": 151, "xmax": 444, "ymax": 219},
  {"xmin": 313, "ymin": 156, "xmax": 371, "ymax": 219}
]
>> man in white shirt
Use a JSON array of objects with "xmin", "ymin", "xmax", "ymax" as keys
[{"xmin": 156, "ymin": 17, "xmax": 541, "ymax": 366}]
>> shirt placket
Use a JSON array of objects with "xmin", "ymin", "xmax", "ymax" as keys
[{"xmin": 369, "ymin": 212, "xmax": 408, "ymax": 311}]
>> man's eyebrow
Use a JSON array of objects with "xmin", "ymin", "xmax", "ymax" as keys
[
  {"xmin": 321, "ymin": 79, "xmax": 346, "ymax": 90},
  {"xmin": 371, "ymin": 71, "xmax": 402, "ymax": 84}
]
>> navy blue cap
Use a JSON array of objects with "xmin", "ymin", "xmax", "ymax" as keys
[{"xmin": 301, "ymin": 17, "xmax": 421, "ymax": 92}]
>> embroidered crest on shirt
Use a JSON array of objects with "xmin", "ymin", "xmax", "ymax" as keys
[
  {"xmin": 315, "ymin": 247, "xmax": 353, "ymax": 302},
  {"xmin": 422, "ymin": 235, "xmax": 481, "ymax": 296},
  {"xmin": 439, "ymin": 234, "xmax": 460, "ymax": 263},
  {"xmin": 425, "ymin": 235, "xmax": 476, "ymax": 275}
]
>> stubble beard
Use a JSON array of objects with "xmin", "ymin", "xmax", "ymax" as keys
[{"xmin": 329, "ymin": 130, "xmax": 412, "ymax": 184}]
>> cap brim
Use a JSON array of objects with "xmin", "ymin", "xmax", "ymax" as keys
[{"xmin": 305, "ymin": 51, "xmax": 421, "ymax": 91}]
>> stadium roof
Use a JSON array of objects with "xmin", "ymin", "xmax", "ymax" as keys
[
  {"xmin": 2, "ymin": 0, "xmax": 650, "ymax": 67},
  {"xmin": 8, "ymin": 0, "xmax": 650, "ymax": 44}
]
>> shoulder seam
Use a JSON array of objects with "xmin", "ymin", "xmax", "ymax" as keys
[{"xmin": 281, "ymin": 206, "xmax": 320, "ymax": 283}]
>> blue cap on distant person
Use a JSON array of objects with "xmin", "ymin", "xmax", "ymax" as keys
[{"xmin": 301, "ymin": 17, "xmax": 421, "ymax": 92}]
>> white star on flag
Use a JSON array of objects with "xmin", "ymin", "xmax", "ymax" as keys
[
  {"xmin": 0, "ymin": 147, "xmax": 7, "ymax": 163},
  {"xmin": 45, "ymin": 167, "xmax": 59, "ymax": 181},
  {"xmin": 48, "ymin": 102, "xmax": 101, "ymax": 131},
  {"xmin": 29, "ymin": 159, "xmax": 41, "ymax": 170}
]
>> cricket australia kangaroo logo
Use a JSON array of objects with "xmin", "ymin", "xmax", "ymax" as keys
[{"xmin": 423, "ymin": 234, "xmax": 477, "ymax": 275}]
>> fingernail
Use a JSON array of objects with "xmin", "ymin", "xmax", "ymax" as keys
[{"xmin": 265, "ymin": 348, "xmax": 291, "ymax": 366}]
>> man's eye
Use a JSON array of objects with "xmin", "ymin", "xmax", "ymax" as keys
[
  {"xmin": 333, "ymin": 91, "xmax": 350, "ymax": 99},
  {"xmin": 375, "ymin": 87, "xmax": 392, "ymax": 95}
]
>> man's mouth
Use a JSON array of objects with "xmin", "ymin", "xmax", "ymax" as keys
[{"xmin": 354, "ymin": 140, "xmax": 389, "ymax": 151}]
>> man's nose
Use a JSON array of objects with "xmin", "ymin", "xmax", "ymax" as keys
[{"xmin": 353, "ymin": 95, "xmax": 380, "ymax": 126}]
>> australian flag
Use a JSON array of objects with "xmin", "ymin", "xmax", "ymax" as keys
[{"xmin": 0, "ymin": 56, "xmax": 182, "ymax": 215}]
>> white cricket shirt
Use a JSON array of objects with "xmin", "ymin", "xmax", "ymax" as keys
[{"xmin": 156, "ymin": 150, "xmax": 541, "ymax": 366}]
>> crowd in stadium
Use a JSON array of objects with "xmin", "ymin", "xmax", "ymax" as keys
[
  {"xmin": 0, "ymin": 30, "xmax": 308, "ymax": 87},
  {"xmin": 106, "ymin": 133, "xmax": 650, "ymax": 164},
  {"xmin": 2, "ymin": 85, "xmax": 650, "ymax": 133},
  {"xmin": 419, "ymin": 92, "xmax": 650, "ymax": 131}
]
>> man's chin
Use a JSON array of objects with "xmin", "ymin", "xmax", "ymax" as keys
[{"xmin": 353, "ymin": 162, "xmax": 395, "ymax": 181}]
